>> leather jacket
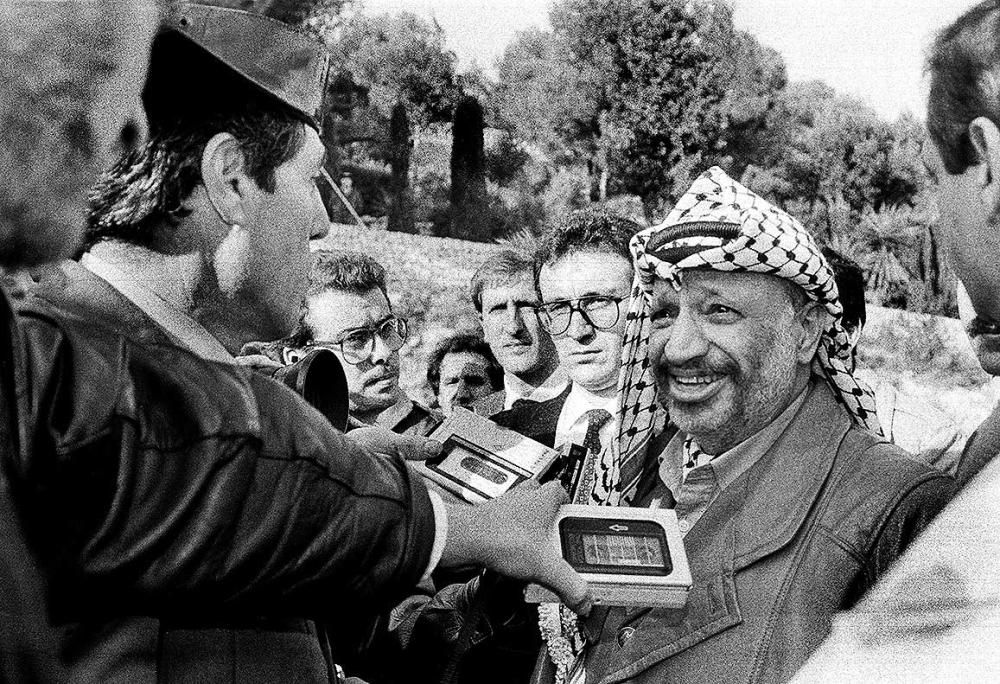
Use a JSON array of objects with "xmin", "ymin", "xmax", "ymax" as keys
[{"xmin": 3, "ymin": 284, "xmax": 435, "ymax": 681}]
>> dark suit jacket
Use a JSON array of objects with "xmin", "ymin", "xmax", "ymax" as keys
[
  {"xmin": 531, "ymin": 381, "xmax": 954, "ymax": 684},
  {"xmin": 491, "ymin": 385, "xmax": 572, "ymax": 448}
]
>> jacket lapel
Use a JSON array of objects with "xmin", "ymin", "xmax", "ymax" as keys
[
  {"xmin": 492, "ymin": 385, "xmax": 571, "ymax": 448},
  {"xmin": 594, "ymin": 382, "xmax": 851, "ymax": 684}
]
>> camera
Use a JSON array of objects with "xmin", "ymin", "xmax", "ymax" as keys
[{"xmin": 247, "ymin": 347, "xmax": 350, "ymax": 432}]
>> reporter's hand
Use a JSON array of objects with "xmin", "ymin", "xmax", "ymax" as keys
[
  {"xmin": 349, "ymin": 425, "xmax": 442, "ymax": 462},
  {"xmin": 440, "ymin": 480, "xmax": 592, "ymax": 615}
]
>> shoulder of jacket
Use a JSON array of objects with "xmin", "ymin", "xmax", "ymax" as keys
[{"xmin": 819, "ymin": 427, "xmax": 953, "ymax": 540}]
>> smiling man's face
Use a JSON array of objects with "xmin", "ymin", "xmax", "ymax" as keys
[
  {"xmin": 647, "ymin": 269, "xmax": 813, "ymax": 453},
  {"xmin": 303, "ymin": 287, "xmax": 401, "ymax": 415}
]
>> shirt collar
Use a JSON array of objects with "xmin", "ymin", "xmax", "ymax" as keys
[
  {"xmin": 502, "ymin": 366, "xmax": 570, "ymax": 410},
  {"xmin": 659, "ymin": 381, "xmax": 812, "ymax": 493},
  {"xmin": 556, "ymin": 381, "xmax": 619, "ymax": 445},
  {"xmin": 374, "ymin": 393, "xmax": 416, "ymax": 431},
  {"xmin": 82, "ymin": 250, "xmax": 234, "ymax": 364}
]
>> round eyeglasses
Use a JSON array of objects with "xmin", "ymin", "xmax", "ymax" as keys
[
  {"xmin": 310, "ymin": 316, "xmax": 408, "ymax": 365},
  {"xmin": 536, "ymin": 296, "xmax": 624, "ymax": 336}
]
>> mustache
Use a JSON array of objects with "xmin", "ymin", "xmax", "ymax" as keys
[
  {"xmin": 967, "ymin": 316, "xmax": 1000, "ymax": 338},
  {"xmin": 660, "ymin": 359, "xmax": 737, "ymax": 376}
]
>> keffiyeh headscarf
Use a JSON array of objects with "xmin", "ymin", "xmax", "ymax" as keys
[
  {"xmin": 616, "ymin": 166, "xmax": 881, "ymax": 473},
  {"xmin": 541, "ymin": 168, "xmax": 881, "ymax": 681}
]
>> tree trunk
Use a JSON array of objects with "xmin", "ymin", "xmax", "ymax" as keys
[
  {"xmin": 449, "ymin": 96, "xmax": 488, "ymax": 240},
  {"xmin": 387, "ymin": 103, "xmax": 415, "ymax": 233}
]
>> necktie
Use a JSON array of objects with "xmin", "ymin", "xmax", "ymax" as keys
[
  {"xmin": 582, "ymin": 408, "xmax": 612, "ymax": 455},
  {"xmin": 573, "ymin": 408, "xmax": 613, "ymax": 505}
]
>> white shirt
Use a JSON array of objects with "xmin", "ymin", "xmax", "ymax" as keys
[
  {"xmin": 555, "ymin": 381, "xmax": 620, "ymax": 450},
  {"xmin": 502, "ymin": 367, "xmax": 570, "ymax": 410}
]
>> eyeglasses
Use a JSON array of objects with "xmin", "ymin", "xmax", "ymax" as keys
[
  {"xmin": 536, "ymin": 296, "xmax": 624, "ymax": 336},
  {"xmin": 309, "ymin": 316, "xmax": 408, "ymax": 365}
]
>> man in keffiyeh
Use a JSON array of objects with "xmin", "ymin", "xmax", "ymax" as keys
[{"xmin": 532, "ymin": 168, "xmax": 953, "ymax": 684}]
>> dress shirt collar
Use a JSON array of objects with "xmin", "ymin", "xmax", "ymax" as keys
[
  {"xmin": 502, "ymin": 366, "xmax": 570, "ymax": 410},
  {"xmin": 556, "ymin": 381, "xmax": 619, "ymax": 447},
  {"xmin": 659, "ymin": 381, "xmax": 812, "ymax": 494}
]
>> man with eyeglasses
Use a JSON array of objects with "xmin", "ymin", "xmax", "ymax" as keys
[
  {"xmin": 285, "ymin": 249, "xmax": 442, "ymax": 435},
  {"xmin": 496, "ymin": 208, "xmax": 639, "ymax": 455},
  {"xmin": 7, "ymin": 4, "xmax": 592, "ymax": 681},
  {"xmin": 368, "ymin": 211, "xmax": 641, "ymax": 684}
]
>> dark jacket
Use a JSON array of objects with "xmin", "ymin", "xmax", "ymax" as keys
[
  {"xmin": 471, "ymin": 390, "xmax": 505, "ymax": 418},
  {"xmin": 372, "ymin": 396, "xmax": 442, "ymax": 437},
  {"xmin": 7, "ymin": 276, "xmax": 436, "ymax": 683},
  {"xmin": 491, "ymin": 385, "xmax": 571, "ymax": 449},
  {"xmin": 0, "ymin": 285, "xmax": 66, "ymax": 682},
  {"xmin": 531, "ymin": 381, "xmax": 953, "ymax": 684}
]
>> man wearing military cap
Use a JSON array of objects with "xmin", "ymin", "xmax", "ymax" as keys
[
  {"xmin": 4, "ymin": 2, "xmax": 591, "ymax": 682},
  {"xmin": 532, "ymin": 168, "xmax": 952, "ymax": 684}
]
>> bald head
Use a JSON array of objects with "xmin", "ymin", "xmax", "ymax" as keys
[{"xmin": 0, "ymin": 0, "xmax": 157, "ymax": 268}]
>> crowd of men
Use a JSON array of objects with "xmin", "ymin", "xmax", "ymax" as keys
[{"xmin": 3, "ymin": 0, "xmax": 1000, "ymax": 682}]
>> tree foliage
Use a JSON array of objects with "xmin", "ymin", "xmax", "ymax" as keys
[
  {"xmin": 331, "ymin": 12, "xmax": 462, "ymax": 125},
  {"xmin": 493, "ymin": 0, "xmax": 788, "ymax": 213}
]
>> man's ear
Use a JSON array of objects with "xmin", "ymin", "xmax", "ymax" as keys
[
  {"xmin": 795, "ymin": 301, "xmax": 828, "ymax": 365},
  {"xmin": 968, "ymin": 117, "xmax": 1000, "ymax": 214},
  {"xmin": 201, "ymin": 132, "xmax": 250, "ymax": 228}
]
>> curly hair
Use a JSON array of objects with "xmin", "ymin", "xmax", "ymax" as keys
[
  {"xmin": 86, "ymin": 29, "xmax": 306, "ymax": 249},
  {"xmin": 426, "ymin": 333, "xmax": 503, "ymax": 395},
  {"xmin": 927, "ymin": 0, "xmax": 1000, "ymax": 174},
  {"xmin": 287, "ymin": 250, "xmax": 390, "ymax": 347}
]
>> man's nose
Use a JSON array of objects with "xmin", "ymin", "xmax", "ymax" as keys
[
  {"xmin": 370, "ymin": 334, "xmax": 393, "ymax": 365},
  {"xmin": 502, "ymin": 304, "xmax": 525, "ymax": 333},
  {"xmin": 661, "ymin": 309, "xmax": 708, "ymax": 366},
  {"xmin": 565, "ymin": 308, "xmax": 595, "ymax": 342}
]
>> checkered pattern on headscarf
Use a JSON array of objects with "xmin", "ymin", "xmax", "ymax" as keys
[{"xmin": 614, "ymin": 166, "xmax": 882, "ymax": 475}]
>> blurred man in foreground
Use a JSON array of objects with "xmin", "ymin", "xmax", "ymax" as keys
[
  {"xmin": 285, "ymin": 250, "xmax": 441, "ymax": 434},
  {"xmin": 794, "ymin": 2, "xmax": 1000, "ymax": 679},
  {"xmin": 531, "ymin": 168, "xmax": 951, "ymax": 684},
  {"xmin": 0, "ymin": 1, "xmax": 590, "ymax": 681},
  {"xmin": 470, "ymin": 249, "xmax": 566, "ymax": 416}
]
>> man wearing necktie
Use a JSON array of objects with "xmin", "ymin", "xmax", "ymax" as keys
[
  {"xmin": 495, "ymin": 209, "xmax": 639, "ymax": 466},
  {"xmin": 531, "ymin": 168, "xmax": 953, "ymax": 684}
]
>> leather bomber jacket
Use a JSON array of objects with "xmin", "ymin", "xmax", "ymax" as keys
[{"xmin": 5, "ymin": 293, "xmax": 435, "ymax": 676}]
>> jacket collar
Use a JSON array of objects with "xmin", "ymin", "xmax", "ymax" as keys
[
  {"xmin": 594, "ymin": 380, "xmax": 852, "ymax": 684},
  {"xmin": 23, "ymin": 260, "xmax": 173, "ymax": 349}
]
